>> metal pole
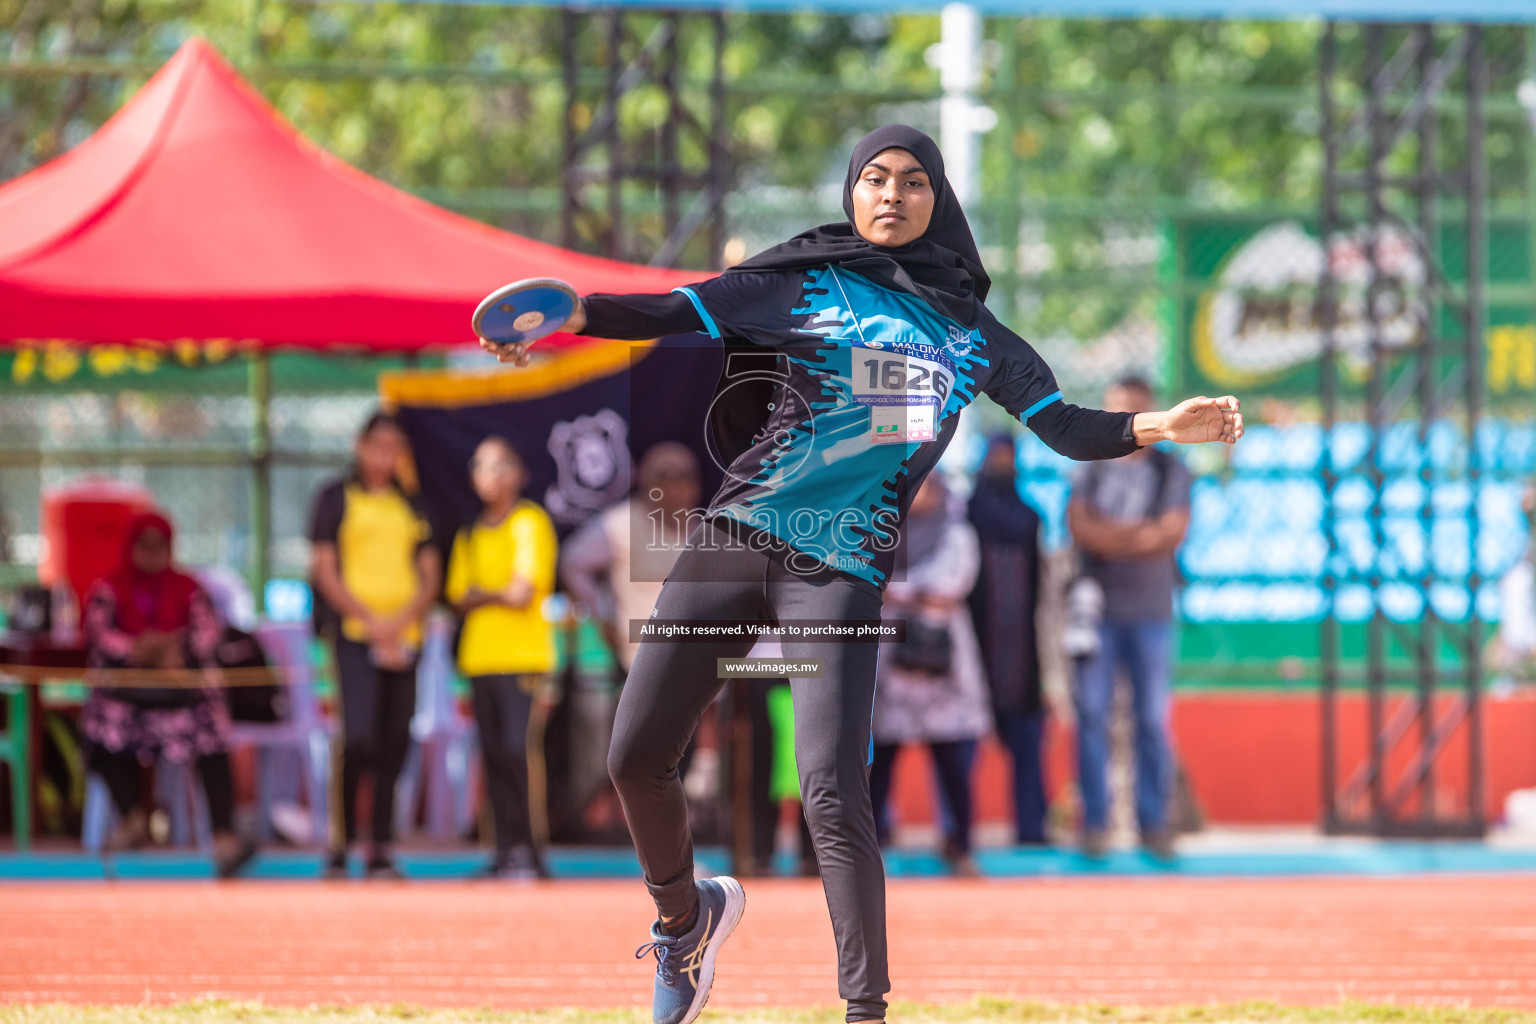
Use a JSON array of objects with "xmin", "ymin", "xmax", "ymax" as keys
[
  {"xmin": 937, "ymin": 3, "xmax": 993, "ymax": 207},
  {"xmin": 248, "ymin": 352, "xmax": 272, "ymax": 614},
  {"xmin": 247, "ymin": 0, "xmax": 268, "ymax": 614},
  {"xmin": 1414, "ymin": 23, "xmax": 1438, "ymax": 824},
  {"xmin": 1364, "ymin": 22, "xmax": 1388, "ymax": 828},
  {"xmin": 1319, "ymin": 21, "xmax": 1342, "ymax": 832},
  {"xmin": 1465, "ymin": 23, "xmax": 1487, "ymax": 832},
  {"xmin": 1160, "ymin": 217, "xmax": 1187, "ymax": 396}
]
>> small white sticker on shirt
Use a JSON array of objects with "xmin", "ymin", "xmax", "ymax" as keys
[{"xmin": 868, "ymin": 403, "xmax": 935, "ymax": 444}]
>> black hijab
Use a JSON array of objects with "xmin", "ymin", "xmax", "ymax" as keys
[
  {"xmin": 969, "ymin": 475, "xmax": 1039, "ymax": 546},
  {"xmin": 726, "ymin": 124, "xmax": 991, "ymax": 328},
  {"xmin": 968, "ymin": 435, "xmax": 1039, "ymax": 546}
]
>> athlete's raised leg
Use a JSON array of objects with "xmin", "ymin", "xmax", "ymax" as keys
[{"xmin": 608, "ymin": 529, "xmax": 765, "ymax": 915}]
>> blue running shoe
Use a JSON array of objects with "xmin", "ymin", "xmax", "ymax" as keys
[{"xmin": 634, "ymin": 876, "xmax": 746, "ymax": 1024}]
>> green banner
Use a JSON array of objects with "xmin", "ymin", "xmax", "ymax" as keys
[{"xmin": 1176, "ymin": 218, "xmax": 1536, "ymax": 404}]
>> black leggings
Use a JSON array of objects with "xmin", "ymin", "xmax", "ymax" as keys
[
  {"xmin": 91, "ymin": 747, "xmax": 235, "ymax": 834},
  {"xmin": 470, "ymin": 674, "xmax": 535, "ymax": 855},
  {"xmin": 332, "ymin": 638, "xmax": 417, "ymax": 850},
  {"xmin": 607, "ymin": 519, "xmax": 888, "ymax": 1022}
]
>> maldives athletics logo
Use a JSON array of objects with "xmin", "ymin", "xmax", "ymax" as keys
[{"xmin": 943, "ymin": 324, "xmax": 976, "ymax": 359}]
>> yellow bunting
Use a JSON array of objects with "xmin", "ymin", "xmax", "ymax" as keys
[
  {"xmin": 12, "ymin": 346, "xmax": 38, "ymax": 384},
  {"xmin": 88, "ymin": 345, "xmax": 131, "ymax": 377},
  {"xmin": 41, "ymin": 341, "xmax": 81, "ymax": 382}
]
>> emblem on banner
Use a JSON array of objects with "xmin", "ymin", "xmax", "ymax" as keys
[{"xmin": 544, "ymin": 408, "xmax": 632, "ymax": 525}]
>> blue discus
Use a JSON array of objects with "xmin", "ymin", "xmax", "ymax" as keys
[{"xmin": 472, "ymin": 277, "xmax": 579, "ymax": 348}]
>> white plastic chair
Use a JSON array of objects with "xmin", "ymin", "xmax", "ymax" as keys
[
  {"xmin": 226, "ymin": 621, "xmax": 332, "ymax": 847},
  {"xmin": 394, "ymin": 612, "xmax": 479, "ymax": 842},
  {"xmin": 83, "ymin": 760, "xmax": 213, "ymax": 852}
]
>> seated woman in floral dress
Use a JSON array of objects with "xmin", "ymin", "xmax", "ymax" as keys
[{"xmin": 79, "ymin": 510, "xmax": 255, "ymax": 877}]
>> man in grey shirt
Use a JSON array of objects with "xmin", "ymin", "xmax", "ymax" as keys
[{"xmin": 1067, "ymin": 376, "xmax": 1193, "ymax": 859}]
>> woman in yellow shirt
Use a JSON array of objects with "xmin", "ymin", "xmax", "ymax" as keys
[
  {"xmin": 309, "ymin": 412, "xmax": 441, "ymax": 880},
  {"xmin": 446, "ymin": 436, "xmax": 558, "ymax": 878}
]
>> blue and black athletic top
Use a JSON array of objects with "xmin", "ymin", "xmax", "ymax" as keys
[{"xmin": 581, "ymin": 266, "xmax": 1139, "ymax": 589}]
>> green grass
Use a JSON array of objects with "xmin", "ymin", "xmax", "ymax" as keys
[{"xmin": 3, "ymin": 1002, "xmax": 1534, "ymax": 1024}]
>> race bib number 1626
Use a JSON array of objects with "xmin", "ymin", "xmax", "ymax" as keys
[{"xmin": 852, "ymin": 350, "xmax": 953, "ymax": 444}]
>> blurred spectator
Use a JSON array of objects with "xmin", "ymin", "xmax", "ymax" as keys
[
  {"xmin": 752, "ymin": 683, "xmax": 819, "ymax": 877},
  {"xmin": 560, "ymin": 443, "xmax": 701, "ymax": 835},
  {"xmin": 1066, "ymin": 376, "xmax": 1191, "ymax": 860},
  {"xmin": 196, "ymin": 566, "xmax": 284, "ymax": 725},
  {"xmin": 561, "ymin": 442, "xmax": 701, "ymax": 673},
  {"xmin": 1490, "ymin": 483, "xmax": 1536, "ymax": 681},
  {"xmin": 309, "ymin": 411, "xmax": 441, "ymax": 879},
  {"xmin": 79, "ymin": 510, "xmax": 256, "ymax": 877},
  {"xmin": 869, "ymin": 474, "xmax": 990, "ymax": 876},
  {"xmin": 1495, "ymin": 555, "xmax": 1536, "ymax": 662},
  {"xmin": 201, "ymin": 567, "xmax": 328, "ymax": 845},
  {"xmin": 967, "ymin": 433, "xmax": 1049, "ymax": 845},
  {"xmin": 446, "ymin": 436, "xmax": 558, "ymax": 878}
]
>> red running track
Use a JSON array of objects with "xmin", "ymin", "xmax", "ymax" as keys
[{"xmin": 3, "ymin": 877, "xmax": 1535, "ymax": 1010}]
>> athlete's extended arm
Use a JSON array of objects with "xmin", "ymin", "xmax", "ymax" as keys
[
  {"xmin": 1027, "ymin": 402, "xmax": 1139, "ymax": 461},
  {"xmin": 484, "ymin": 292, "xmax": 705, "ymax": 365},
  {"xmin": 1132, "ymin": 395, "xmax": 1244, "ymax": 446},
  {"xmin": 1028, "ymin": 395, "xmax": 1243, "ymax": 461}
]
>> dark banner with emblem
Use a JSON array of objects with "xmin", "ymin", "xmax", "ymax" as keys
[{"xmin": 379, "ymin": 337, "xmax": 727, "ymax": 552}]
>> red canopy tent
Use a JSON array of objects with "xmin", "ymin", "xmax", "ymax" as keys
[{"xmin": 0, "ymin": 38, "xmax": 701, "ymax": 351}]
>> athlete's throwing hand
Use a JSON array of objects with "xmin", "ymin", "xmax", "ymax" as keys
[
  {"xmin": 1135, "ymin": 395, "xmax": 1243, "ymax": 447},
  {"xmin": 479, "ymin": 337, "xmax": 535, "ymax": 366},
  {"xmin": 478, "ymin": 299, "xmax": 589, "ymax": 366}
]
